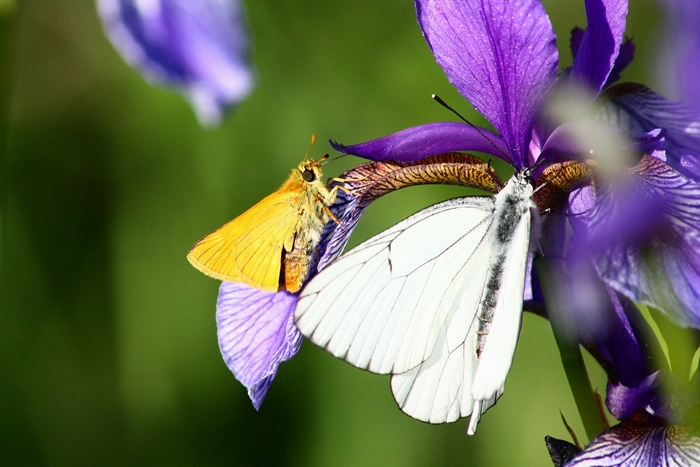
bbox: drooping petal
[570,0,629,94]
[565,414,700,466]
[319,154,501,269]
[331,123,510,164]
[216,282,302,409]
[605,372,661,421]
[597,84,700,181]
[658,0,700,112]
[579,156,700,329]
[415,0,558,167]
[98,0,255,125]
[568,279,655,388]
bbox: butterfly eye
[302,169,316,182]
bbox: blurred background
[0,0,663,465]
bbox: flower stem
[536,255,607,441]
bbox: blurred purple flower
[658,0,700,112]
[549,286,700,466]
[98,0,255,126]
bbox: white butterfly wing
[467,206,532,433]
[389,208,501,423]
[297,172,537,429]
[296,197,494,373]
[390,319,480,423]
[295,197,497,423]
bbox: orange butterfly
[187,143,343,293]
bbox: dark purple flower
[330,0,628,192]
[545,261,700,465]
[98,0,255,126]
[570,155,700,329]
[561,414,700,466]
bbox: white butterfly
[294,171,541,434]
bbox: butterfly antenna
[321,152,350,166]
[432,94,510,161]
[304,134,317,161]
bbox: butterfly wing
[188,190,301,291]
[467,205,532,433]
[295,196,497,423]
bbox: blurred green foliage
[0,0,662,465]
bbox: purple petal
[597,84,700,181]
[572,283,653,388]
[606,372,661,421]
[566,416,700,466]
[331,123,510,164]
[540,121,632,164]
[98,0,255,126]
[658,0,700,112]
[317,190,358,270]
[564,251,661,393]
[570,0,629,94]
[581,156,700,329]
[216,282,302,409]
[319,196,365,271]
[604,37,635,88]
[415,0,558,167]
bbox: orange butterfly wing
[187,190,301,291]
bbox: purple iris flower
[320,0,700,459]
[547,286,700,466]
[211,0,700,441]
[329,0,700,332]
[98,0,255,126]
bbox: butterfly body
[188,158,338,293]
[295,171,540,433]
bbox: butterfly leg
[328,178,362,197]
[323,204,342,225]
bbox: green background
[0,0,663,465]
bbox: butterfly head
[297,156,327,185]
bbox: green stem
[536,256,607,441]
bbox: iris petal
[216,283,302,409]
[565,415,700,466]
[98,0,255,125]
[579,157,700,329]
[658,0,700,112]
[331,123,510,164]
[570,0,629,94]
[415,0,558,167]
[597,85,700,181]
